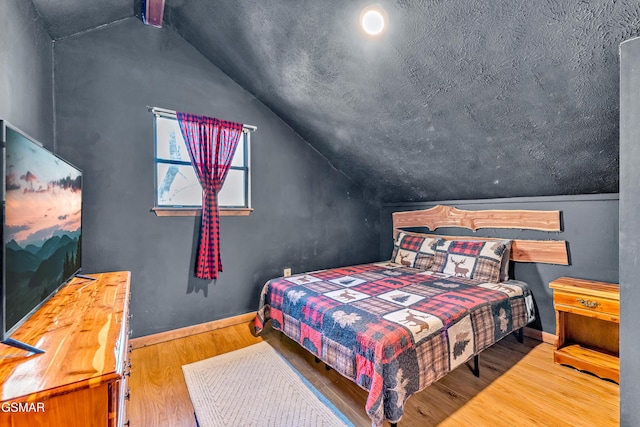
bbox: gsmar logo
[1,402,45,413]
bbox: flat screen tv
[1,120,82,353]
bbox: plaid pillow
[431,239,511,283]
[391,231,442,270]
[442,237,512,282]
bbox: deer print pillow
[430,239,511,283]
[391,231,443,270]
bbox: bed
[254,205,568,426]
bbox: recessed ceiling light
[360,5,387,37]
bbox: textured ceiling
[32,0,132,39]
[34,0,639,202]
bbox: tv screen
[1,120,82,346]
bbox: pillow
[391,231,442,270]
[452,239,512,282]
[450,237,513,282]
[431,239,512,283]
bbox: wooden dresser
[0,271,131,426]
[549,276,619,382]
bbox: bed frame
[385,205,567,426]
[265,205,569,427]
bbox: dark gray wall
[380,195,619,334]
[53,17,380,338]
[619,36,640,427]
[0,0,53,147]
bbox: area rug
[182,341,355,427]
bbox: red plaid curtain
[177,113,244,280]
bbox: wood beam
[142,0,165,28]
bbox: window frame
[150,107,255,217]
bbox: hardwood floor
[128,321,619,426]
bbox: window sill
[151,207,253,217]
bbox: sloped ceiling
[32,0,131,39]
[33,0,638,202]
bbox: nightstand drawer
[554,291,619,319]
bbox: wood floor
[128,321,619,426]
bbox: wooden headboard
[392,205,568,265]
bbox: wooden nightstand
[549,277,619,382]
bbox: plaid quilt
[254,262,535,426]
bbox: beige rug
[182,342,354,427]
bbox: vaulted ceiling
[32,0,638,202]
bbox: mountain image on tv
[4,127,82,332]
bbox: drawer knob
[577,298,600,309]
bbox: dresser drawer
[554,291,619,320]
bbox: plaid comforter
[254,262,535,426]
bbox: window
[152,109,254,216]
